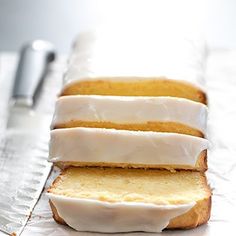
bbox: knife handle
[12,40,56,107]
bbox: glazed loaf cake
[47,23,211,232]
[48,167,211,233]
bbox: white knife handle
[13,40,56,107]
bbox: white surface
[1,0,236,52]
[48,193,195,233]
[52,95,207,134]
[1,49,236,235]
[49,127,208,167]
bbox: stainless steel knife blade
[0,40,56,236]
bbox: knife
[0,40,55,236]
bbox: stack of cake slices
[47,29,211,233]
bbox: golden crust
[196,150,208,171]
[52,150,207,172]
[167,196,211,229]
[54,121,204,138]
[167,172,211,229]
[49,200,66,224]
[61,79,207,105]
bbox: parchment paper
[1,49,236,235]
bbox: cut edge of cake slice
[47,167,211,232]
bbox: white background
[0,0,236,53]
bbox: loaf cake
[61,29,207,104]
[47,23,211,232]
[47,167,211,232]
[51,95,207,137]
[49,127,208,171]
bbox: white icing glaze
[48,193,195,233]
[51,95,207,133]
[49,127,208,166]
[63,27,206,91]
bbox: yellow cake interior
[61,79,207,104]
[48,167,210,205]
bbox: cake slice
[61,29,207,104]
[49,127,208,171]
[51,95,207,137]
[47,167,211,232]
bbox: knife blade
[0,40,55,236]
